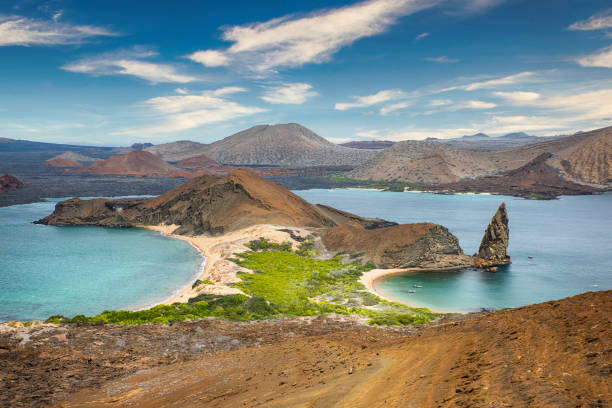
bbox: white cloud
[113,88,265,135]
[415,32,429,40]
[493,91,540,103]
[188,0,439,73]
[569,9,612,31]
[189,50,230,67]
[576,45,612,68]
[63,48,199,83]
[261,83,318,104]
[440,71,537,92]
[0,14,115,46]
[428,99,452,106]
[424,56,459,63]
[380,101,412,115]
[335,89,407,111]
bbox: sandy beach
[142,224,312,305]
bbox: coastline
[140,224,312,306]
[359,266,468,313]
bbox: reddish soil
[0,174,24,194]
[177,154,220,170]
[74,151,181,177]
[1,291,609,407]
[44,158,83,168]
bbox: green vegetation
[528,193,554,200]
[46,238,438,327]
[329,173,426,192]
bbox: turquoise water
[296,190,612,312]
[0,198,203,322]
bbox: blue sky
[1,0,611,146]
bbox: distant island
[1,124,610,207]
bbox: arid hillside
[2,290,609,407]
[351,126,612,186]
[75,151,181,177]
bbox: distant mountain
[145,141,208,162]
[339,140,395,150]
[75,151,182,177]
[200,124,379,167]
[0,139,114,155]
[349,141,506,184]
[45,158,83,168]
[438,132,556,152]
[350,126,612,188]
[176,154,220,169]
[430,153,600,198]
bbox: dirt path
[52,290,611,408]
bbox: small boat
[407,290,416,293]
[413,285,423,288]
[528,256,534,259]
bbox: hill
[431,153,601,198]
[75,151,181,177]
[351,126,612,188]
[176,154,220,169]
[44,158,83,168]
[436,132,557,152]
[37,170,391,235]
[169,124,380,166]
[145,141,208,162]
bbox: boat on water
[413,284,423,288]
[407,290,416,293]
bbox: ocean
[296,189,612,312]
[0,198,203,322]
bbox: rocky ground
[1,290,609,407]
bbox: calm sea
[1,191,610,320]
[296,189,612,312]
[0,198,203,322]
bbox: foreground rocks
[1,290,609,407]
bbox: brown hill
[322,221,470,269]
[75,151,181,177]
[44,158,83,168]
[551,127,612,184]
[351,126,612,188]
[37,170,390,236]
[431,153,601,198]
[0,174,24,193]
[176,154,220,169]
[349,141,506,183]
[7,291,609,407]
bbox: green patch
[46,242,439,327]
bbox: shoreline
[139,224,312,306]
[359,266,468,313]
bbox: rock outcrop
[0,174,24,194]
[322,221,472,269]
[473,203,511,267]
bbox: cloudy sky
[1,0,611,145]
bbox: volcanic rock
[36,170,389,235]
[322,221,471,269]
[0,174,24,194]
[473,203,510,267]
[44,158,83,168]
[75,151,181,177]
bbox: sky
[1,0,611,146]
